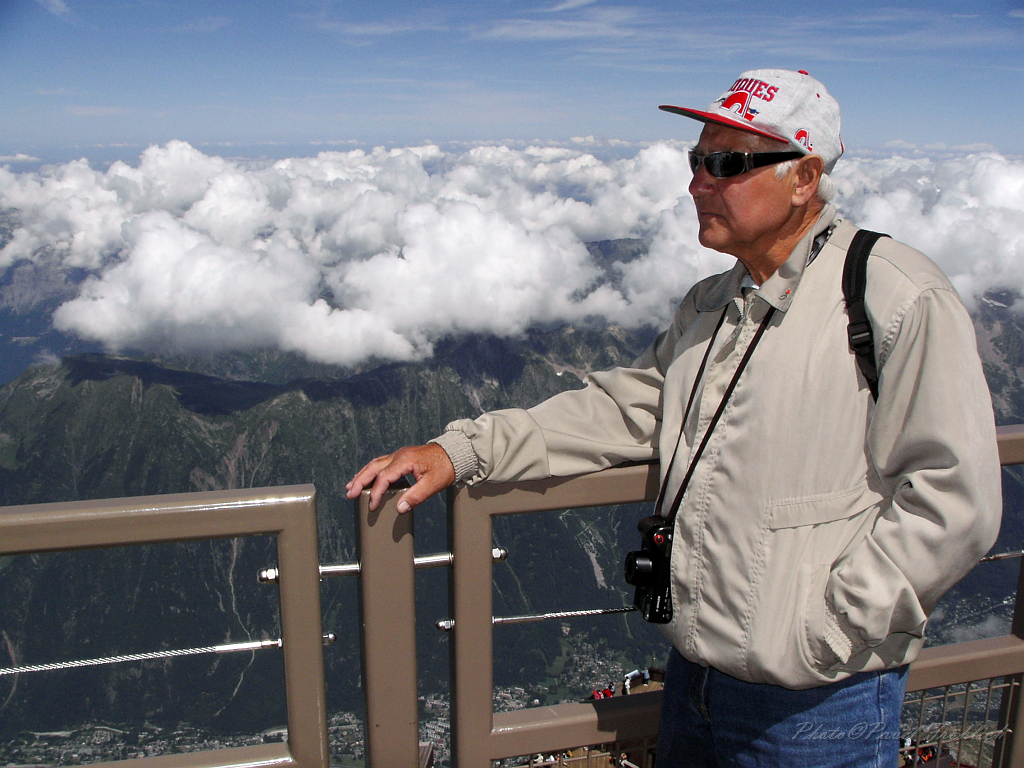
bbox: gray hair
[773,158,836,202]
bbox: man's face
[688,123,802,262]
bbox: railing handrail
[998,422,1024,465]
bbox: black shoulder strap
[842,229,889,400]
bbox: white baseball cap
[660,69,843,173]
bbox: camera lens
[624,551,654,586]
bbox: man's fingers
[346,444,456,513]
[397,469,454,513]
[345,454,397,499]
[368,458,411,510]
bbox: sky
[0,1,1023,371]
[1,0,1023,164]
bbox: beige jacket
[433,205,1002,689]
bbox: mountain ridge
[0,320,667,735]
[0,231,1022,737]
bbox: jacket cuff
[823,602,861,664]
[429,429,479,484]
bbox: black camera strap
[655,303,778,525]
[651,307,727,516]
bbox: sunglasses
[688,150,804,179]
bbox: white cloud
[831,152,1024,312]
[0,154,41,164]
[35,0,69,16]
[0,158,126,271]
[175,17,233,33]
[484,17,630,41]
[543,0,599,12]
[67,106,125,117]
[1,140,1022,367]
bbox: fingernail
[397,501,411,514]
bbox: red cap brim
[659,105,789,145]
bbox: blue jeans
[656,650,908,767]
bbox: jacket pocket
[802,563,841,672]
[747,483,885,682]
[767,481,878,531]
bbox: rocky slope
[0,323,668,734]
[0,229,1021,735]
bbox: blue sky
[1,0,1023,164]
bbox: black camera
[623,515,674,624]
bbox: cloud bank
[1,140,1022,367]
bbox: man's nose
[688,165,716,197]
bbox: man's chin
[696,228,726,251]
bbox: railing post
[357,490,420,767]
[276,489,331,768]
[993,425,1024,767]
[991,558,1024,766]
[448,485,496,768]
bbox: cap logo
[727,78,779,102]
[717,78,780,123]
[719,91,756,121]
[794,129,813,152]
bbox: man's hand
[345,443,456,513]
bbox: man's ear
[792,155,824,205]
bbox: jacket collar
[697,203,838,313]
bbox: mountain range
[0,237,1021,737]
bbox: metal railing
[0,486,328,768]
[356,423,1024,766]
[0,425,1021,768]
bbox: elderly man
[347,69,1002,766]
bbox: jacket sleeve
[824,275,1002,662]
[432,308,691,486]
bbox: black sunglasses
[688,150,804,179]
